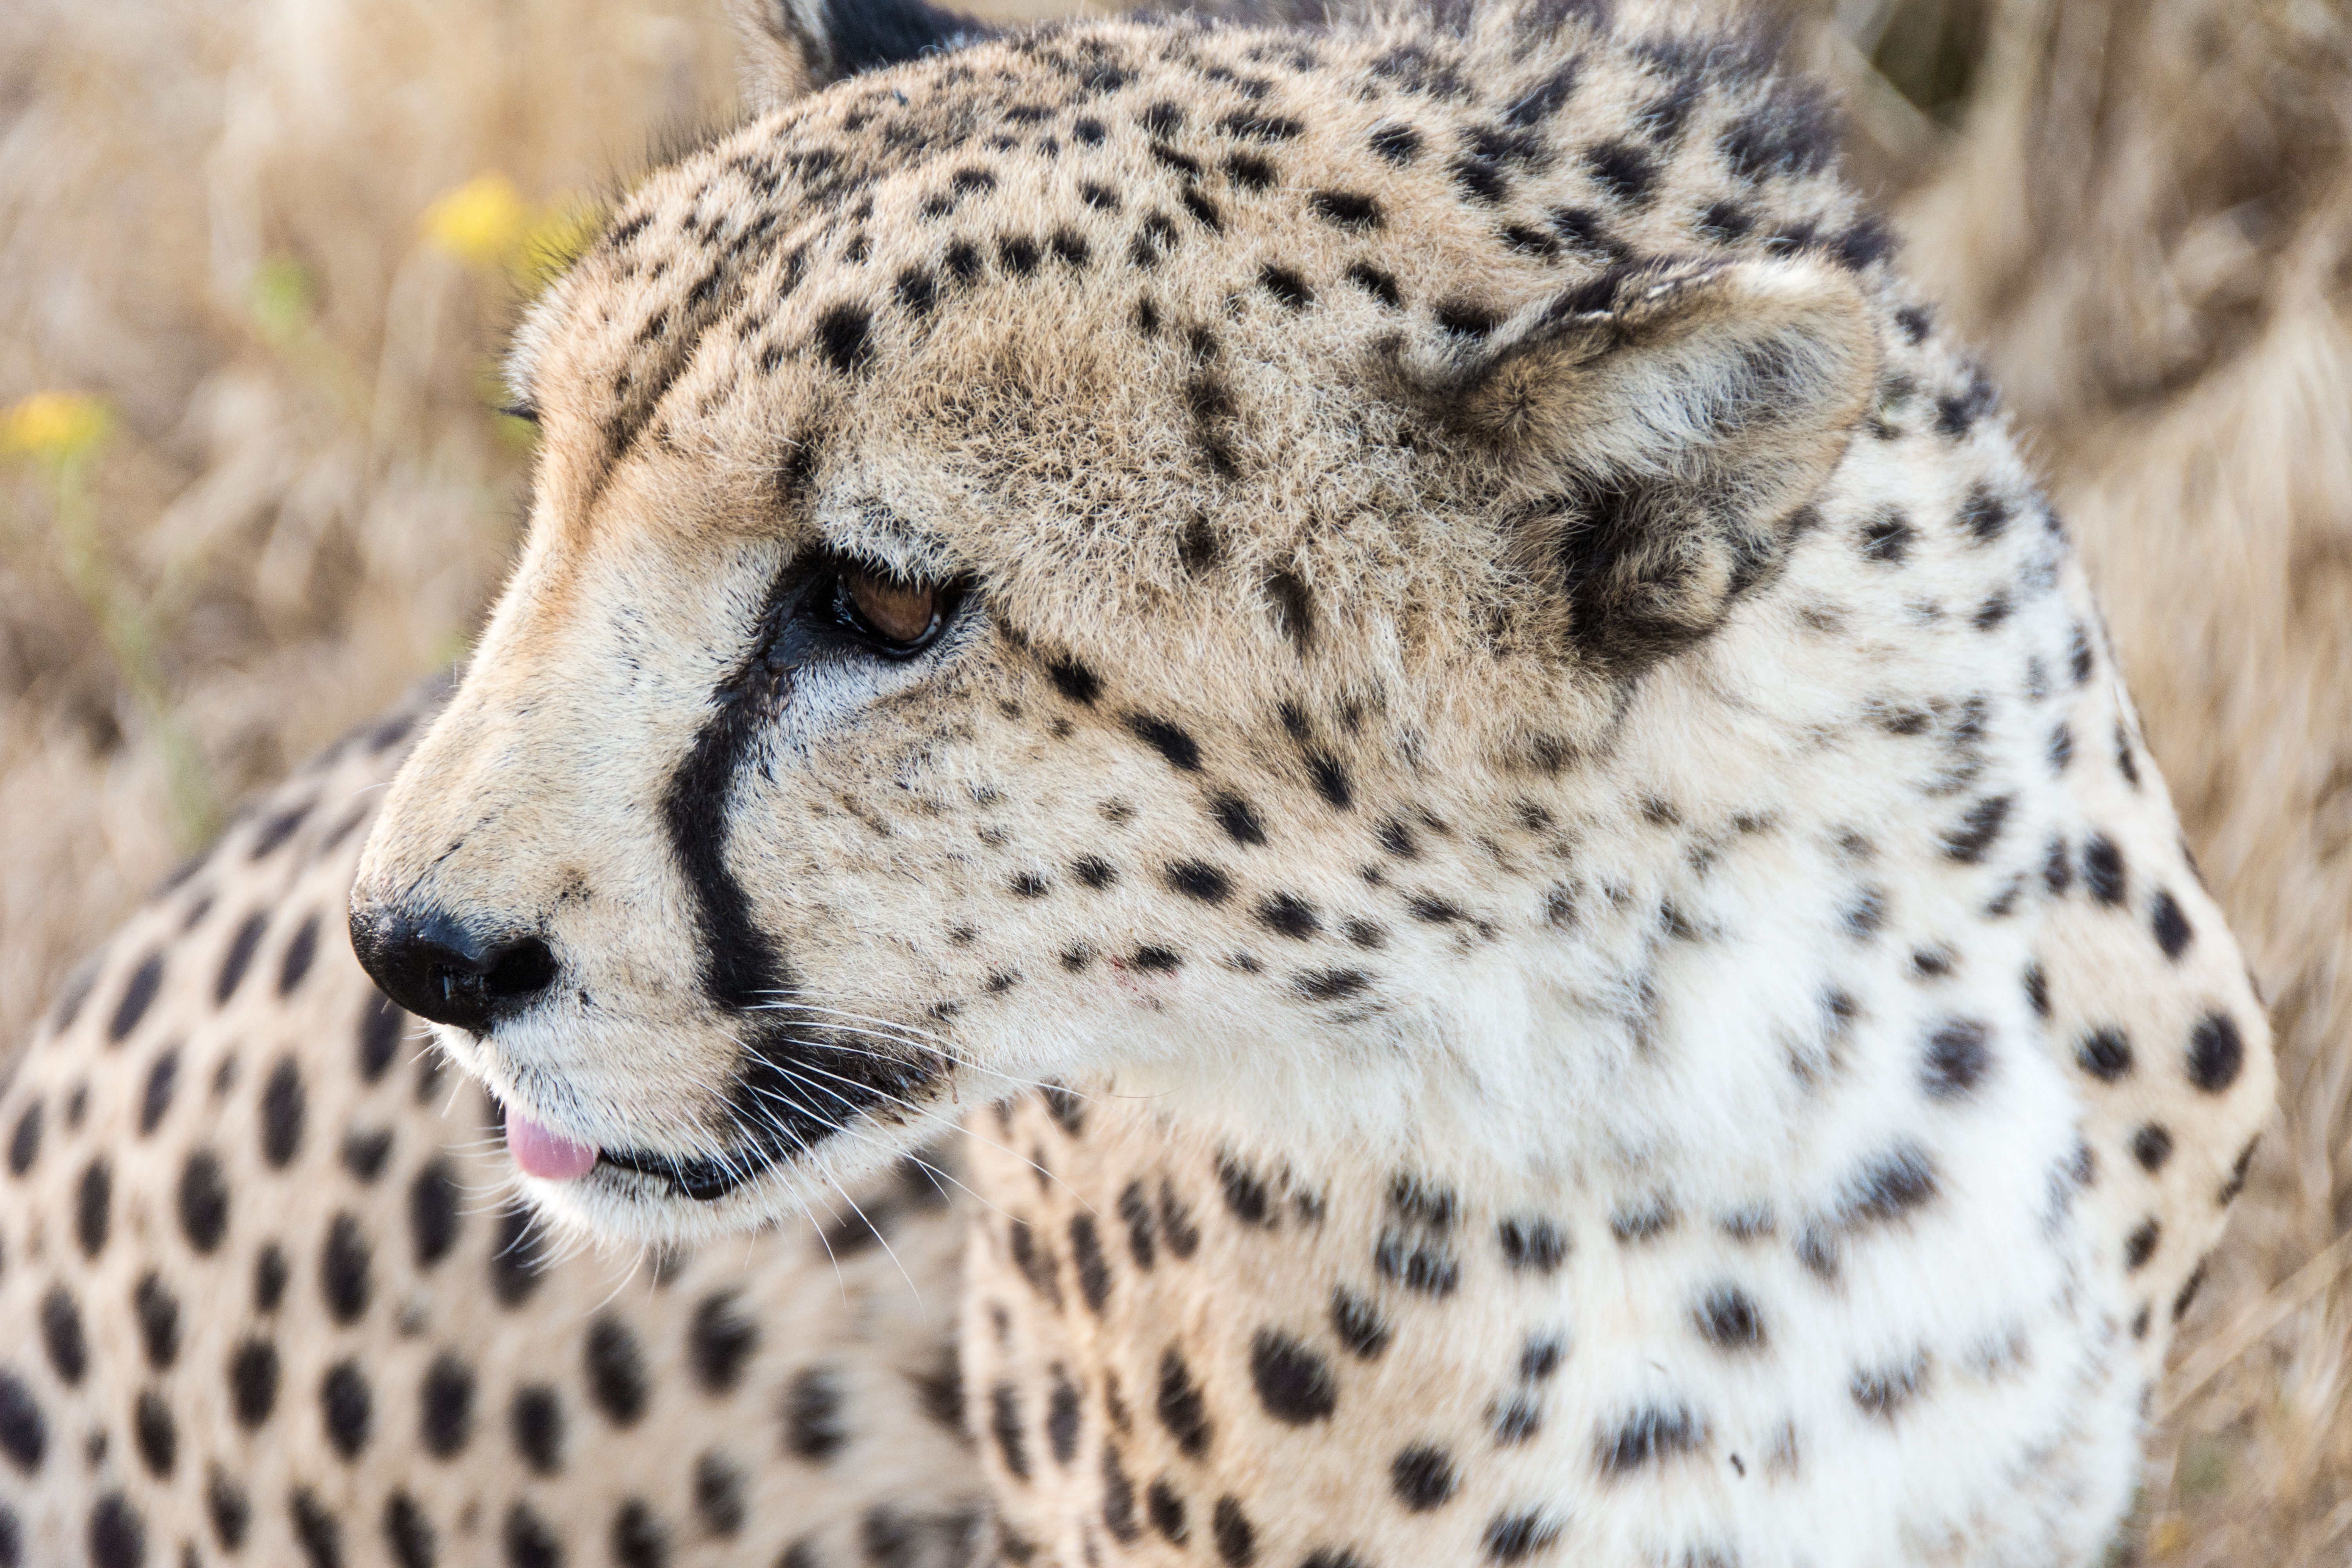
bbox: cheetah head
[350,0,1887,1244]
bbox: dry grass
[0,0,2341,1554]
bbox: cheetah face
[349,8,1882,1245]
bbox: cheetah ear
[1395,253,1881,670]
[725,0,989,111]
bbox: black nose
[349,905,560,1033]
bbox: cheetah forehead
[513,2,1873,572]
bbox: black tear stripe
[644,559,944,1202]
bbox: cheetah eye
[832,562,955,655]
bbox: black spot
[1045,1368,1082,1466]
[1960,486,2011,542]
[1181,187,1223,230]
[1210,794,1269,848]
[253,1243,288,1312]
[340,1127,393,1181]
[1217,1154,1273,1225]
[1942,796,2011,864]
[108,951,166,1042]
[1345,263,1402,308]
[1370,123,1421,162]
[7,1099,39,1176]
[1374,1230,1460,1295]
[1223,152,1275,191]
[511,1386,564,1474]
[1156,1348,1212,1457]
[1165,861,1233,904]
[217,913,267,1003]
[1934,370,1998,436]
[1127,714,1202,771]
[1599,1404,1705,1471]
[688,1291,759,1395]
[421,1354,474,1458]
[2189,1012,2245,1094]
[88,1493,145,1568]
[1133,946,1182,974]
[1896,305,1933,343]
[1407,894,1466,924]
[1070,1214,1112,1313]
[279,913,320,994]
[611,1500,668,1568]
[229,1338,279,1427]
[2083,835,2126,905]
[1922,1019,1993,1099]
[999,234,1041,275]
[1585,141,1657,202]
[1485,1512,1562,1564]
[1249,1331,1336,1424]
[322,1359,372,1459]
[40,1287,85,1385]
[1849,1145,1939,1224]
[383,1493,435,1568]
[2151,891,2193,960]
[408,1159,461,1268]
[490,1203,548,1306]
[75,1158,110,1258]
[785,1365,846,1459]
[1391,1446,1458,1510]
[945,239,984,280]
[503,1503,562,1568]
[0,1372,45,1473]
[1858,512,1913,563]
[2077,1027,2133,1082]
[134,1387,175,1478]
[815,304,874,374]
[1498,1216,1566,1273]
[208,1472,251,1552]
[261,1056,305,1167]
[1851,1354,1926,1420]
[989,1383,1030,1479]
[895,266,938,318]
[586,1316,649,1427]
[1453,156,1508,202]
[2174,1258,2212,1322]
[1047,656,1102,705]
[131,1272,180,1371]
[1268,569,1315,653]
[321,1213,372,1324]
[2122,1217,2162,1271]
[1695,1286,1764,1350]
[696,1452,746,1536]
[1211,1497,1256,1567]
[1434,301,1500,338]
[1051,227,1090,267]
[1610,1200,1675,1243]
[133,1049,181,1137]
[1147,1480,1187,1544]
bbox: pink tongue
[507,1109,599,1181]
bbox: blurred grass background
[1,0,2345,1558]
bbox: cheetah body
[2,3,2274,1566]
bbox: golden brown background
[2,0,2345,1557]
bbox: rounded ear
[726,0,990,112]
[1386,254,1882,670]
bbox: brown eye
[840,566,942,648]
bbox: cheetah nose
[349,905,560,1034]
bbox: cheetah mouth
[592,1143,772,1203]
[494,1094,774,1203]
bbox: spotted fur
[3,2,2274,1565]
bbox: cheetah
[1,1,2275,1566]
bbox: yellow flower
[423,173,532,269]
[0,391,113,464]
[424,174,602,289]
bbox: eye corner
[497,401,542,425]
